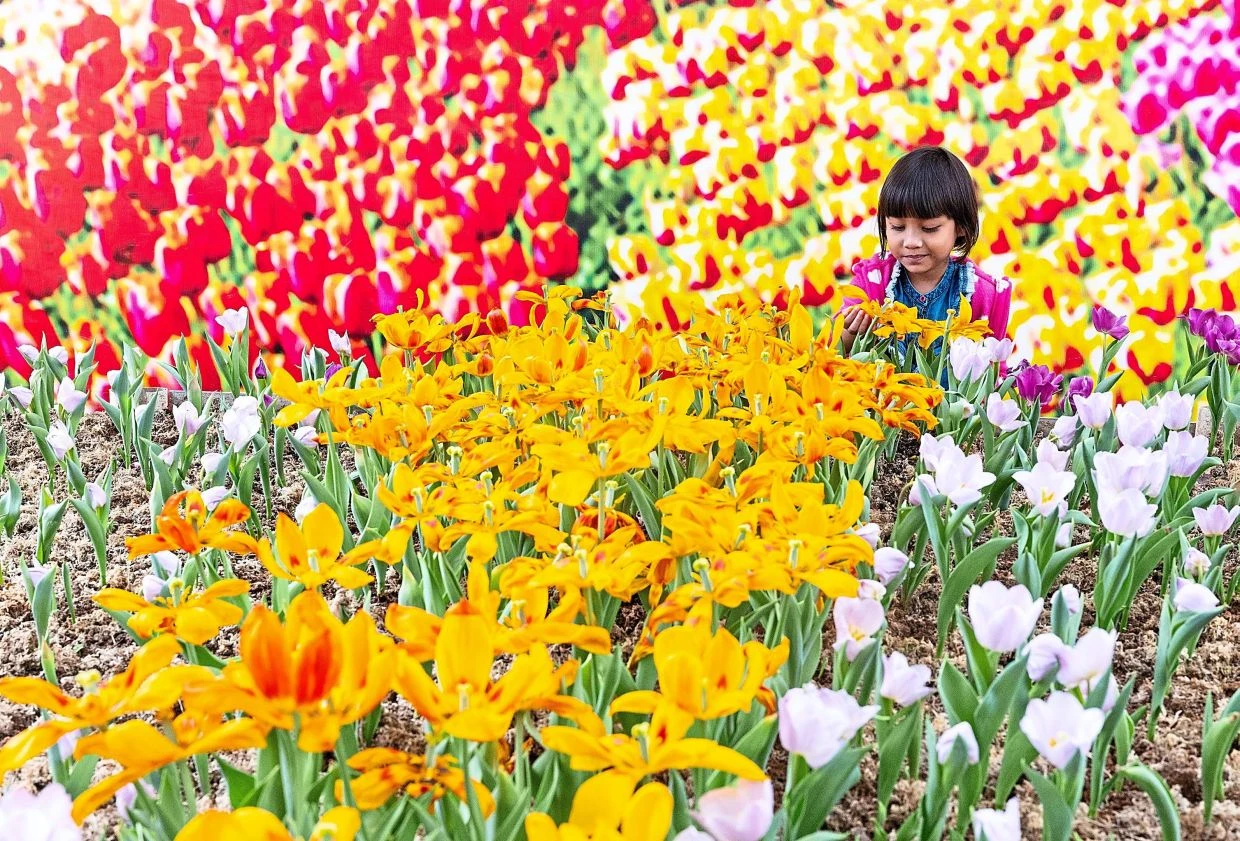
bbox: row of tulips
[0,0,667,391]
[3,287,1240,839]
[594,0,1238,399]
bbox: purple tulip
[1066,376,1094,412]
[253,356,269,379]
[1013,364,1063,405]
[1185,308,1211,336]
[325,362,344,381]
[1091,304,1130,340]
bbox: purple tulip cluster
[1013,363,1064,405]
[1185,308,1240,364]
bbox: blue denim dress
[889,259,967,386]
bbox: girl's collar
[883,255,978,302]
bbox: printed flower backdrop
[0,0,1239,397]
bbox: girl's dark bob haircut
[876,146,980,258]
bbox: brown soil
[4,405,1240,840]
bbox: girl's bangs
[879,179,951,221]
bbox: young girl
[839,146,1013,360]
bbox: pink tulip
[880,652,933,706]
[778,684,877,769]
[692,779,774,841]
[967,582,1042,653]
[1020,692,1104,769]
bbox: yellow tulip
[257,505,373,591]
[542,703,765,781]
[71,714,267,822]
[393,612,598,743]
[215,592,393,751]
[525,775,673,841]
[338,747,495,814]
[612,622,788,719]
[125,490,257,559]
[386,560,612,658]
[0,636,190,775]
[175,806,359,841]
[94,578,249,646]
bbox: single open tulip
[967,582,1043,653]
[777,684,877,769]
[1020,691,1104,769]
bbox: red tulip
[521,170,569,226]
[531,222,579,280]
[324,271,379,336]
[115,277,192,358]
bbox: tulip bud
[967,581,1042,653]
[973,797,1021,841]
[854,522,880,549]
[142,574,166,602]
[328,329,351,357]
[936,722,980,765]
[778,684,878,768]
[84,482,107,510]
[1184,547,1210,579]
[486,308,509,335]
[873,547,910,584]
[880,652,932,706]
[636,342,655,377]
[1173,577,1220,613]
[475,353,494,376]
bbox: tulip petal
[620,782,674,841]
[548,469,596,507]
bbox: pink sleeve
[972,267,1013,341]
[843,255,888,309]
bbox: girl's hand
[840,307,874,353]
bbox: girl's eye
[889,225,904,232]
[923,226,940,233]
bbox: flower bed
[3,290,1240,840]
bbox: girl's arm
[838,255,890,353]
[972,267,1013,341]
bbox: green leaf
[877,705,922,806]
[493,771,527,841]
[1202,691,1240,823]
[218,756,263,809]
[136,392,160,444]
[32,568,57,642]
[1025,765,1075,841]
[669,769,693,833]
[937,537,1015,653]
[938,661,979,725]
[1117,764,1181,841]
[618,471,663,540]
[64,754,99,799]
[890,505,926,551]
[786,746,866,837]
[973,656,1028,747]
[705,715,779,791]
[0,477,21,538]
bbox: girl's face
[885,216,958,283]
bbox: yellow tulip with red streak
[94,578,250,645]
[210,592,394,752]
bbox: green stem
[278,729,304,833]
[335,728,370,841]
